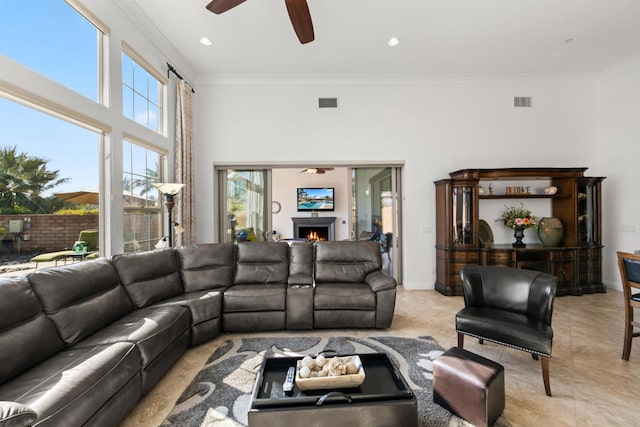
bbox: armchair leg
[457,332,464,348]
[541,357,551,397]
[478,338,484,344]
[532,353,539,360]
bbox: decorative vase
[538,217,563,246]
[513,225,526,248]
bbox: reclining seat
[313,241,397,329]
[7,262,143,426]
[172,243,236,344]
[223,241,289,332]
[96,250,192,394]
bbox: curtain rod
[167,63,195,93]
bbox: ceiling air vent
[514,96,532,108]
[319,97,338,108]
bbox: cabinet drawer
[451,251,479,263]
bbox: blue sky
[0,0,100,195]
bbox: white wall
[271,168,350,241]
[194,77,598,290]
[595,57,640,291]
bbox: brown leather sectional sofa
[0,240,396,427]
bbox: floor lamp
[153,183,185,247]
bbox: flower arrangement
[499,203,538,230]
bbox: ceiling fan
[206,0,315,44]
[300,167,334,174]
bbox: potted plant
[498,203,538,247]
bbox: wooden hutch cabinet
[435,167,605,297]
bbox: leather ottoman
[433,347,504,427]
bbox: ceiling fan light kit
[206,0,315,44]
[300,167,334,174]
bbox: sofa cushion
[177,243,235,292]
[234,242,289,284]
[28,258,134,346]
[0,342,140,427]
[223,284,287,312]
[314,241,382,283]
[73,305,191,367]
[0,276,65,385]
[112,249,183,308]
[156,290,223,325]
[456,306,553,356]
[314,283,376,310]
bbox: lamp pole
[165,193,176,247]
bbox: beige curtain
[175,79,195,246]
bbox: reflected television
[297,187,335,211]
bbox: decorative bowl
[544,186,558,195]
[295,355,365,390]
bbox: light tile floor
[122,287,640,427]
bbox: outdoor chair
[30,230,99,269]
[617,251,640,361]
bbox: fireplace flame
[306,231,326,242]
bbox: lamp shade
[153,182,185,195]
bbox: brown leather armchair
[456,265,558,396]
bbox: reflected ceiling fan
[300,167,334,174]
[206,0,315,44]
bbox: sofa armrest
[0,402,37,427]
[365,270,397,292]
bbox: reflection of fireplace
[292,217,336,241]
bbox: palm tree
[0,146,68,213]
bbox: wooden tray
[295,355,365,390]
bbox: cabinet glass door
[577,182,597,244]
[452,186,474,245]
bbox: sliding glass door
[352,167,402,281]
[218,169,270,243]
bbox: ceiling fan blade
[206,0,247,14]
[284,0,314,44]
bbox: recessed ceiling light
[200,37,213,46]
[387,37,400,47]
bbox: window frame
[121,42,167,135]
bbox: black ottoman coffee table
[248,352,417,427]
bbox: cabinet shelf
[479,194,571,200]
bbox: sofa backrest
[0,276,66,385]
[112,248,183,308]
[234,241,289,284]
[177,243,235,292]
[314,241,382,283]
[288,242,314,285]
[29,258,133,346]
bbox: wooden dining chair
[617,251,640,361]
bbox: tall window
[123,140,164,252]
[0,0,103,101]
[122,50,163,133]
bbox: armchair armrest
[0,402,37,427]
[365,270,397,292]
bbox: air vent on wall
[514,96,532,108]
[319,97,338,108]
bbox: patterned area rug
[161,336,508,427]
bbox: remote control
[283,366,295,394]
